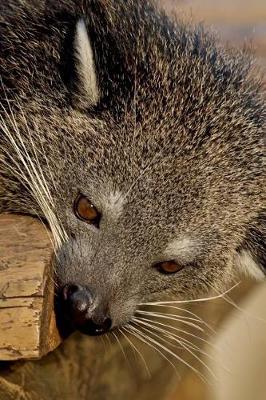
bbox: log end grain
[0,214,62,360]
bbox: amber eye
[156,260,184,274]
[74,194,101,226]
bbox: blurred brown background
[158,1,266,400]
[162,0,266,74]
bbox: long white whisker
[112,331,130,367]
[1,93,63,244]
[119,328,151,377]
[105,333,113,350]
[123,325,180,378]
[140,282,241,306]
[133,318,217,381]
[20,110,54,205]
[139,304,216,334]
[1,102,67,249]
[136,310,205,332]
[129,322,208,383]
[135,315,221,352]
[133,317,217,362]
[1,115,61,245]
[208,283,266,325]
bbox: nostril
[59,285,112,336]
[61,284,93,324]
[62,284,80,301]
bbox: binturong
[0,0,265,337]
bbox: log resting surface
[0,214,61,360]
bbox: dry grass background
[157,1,266,399]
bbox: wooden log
[0,214,61,360]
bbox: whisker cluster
[0,88,67,253]
[119,283,239,382]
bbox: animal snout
[61,284,112,336]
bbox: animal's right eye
[155,260,184,275]
[73,194,101,227]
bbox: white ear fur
[74,18,100,107]
[235,249,264,280]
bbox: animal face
[1,1,265,336]
[50,103,260,335]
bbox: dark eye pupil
[74,194,101,227]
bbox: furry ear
[235,249,265,280]
[235,214,266,280]
[74,18,100,108]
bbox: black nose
[61,284,112,336]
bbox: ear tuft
[235,249,265,280]
[74,18,100,108]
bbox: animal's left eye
[155,260,184,274]
[73,194,101,227]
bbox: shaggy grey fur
[0,0,265,329]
